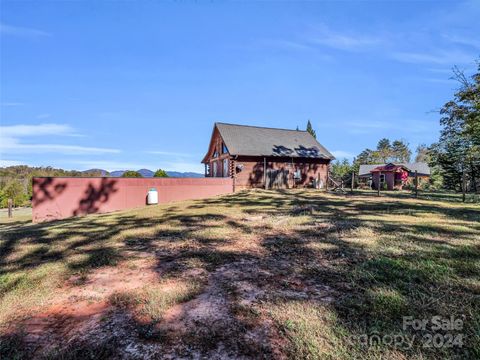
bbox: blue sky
[1,0,479,173]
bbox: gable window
[213,150,219,158]
[222,143,228,154]
[213,161,218,177]
[223,159,229,177]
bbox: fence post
[415,170,418,198]
[7,199,13,218]
[377,172,381,196]
[351,172,354,194]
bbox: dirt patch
[150,259,335,359]
[3,258,160,357]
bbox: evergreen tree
[430,63,480,192]
[331,158,352,181]
[121,170,143,178]
[391,140,411,162]
[153,169,169,177]
[376,138,392,162]
[306,120,316,138]
[415,144,430,163]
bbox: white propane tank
[147,188,158,205]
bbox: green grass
[0,189,479,359]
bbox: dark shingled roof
[213,122,335,159]
[359,162,431,176]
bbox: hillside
[95,169,203,178]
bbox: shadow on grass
[1,189,479,358]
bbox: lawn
[0,190,479,359]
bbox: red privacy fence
[32,177,234,222]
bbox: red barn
[201,122,335,190]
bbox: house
[201,122,335,189]
[358,162,431,190]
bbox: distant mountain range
[83,168,204,178]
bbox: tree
[0,179,26,207]
[153,169,169,177]
[331,158,352,181]
[376,138,392,163]
[306,120,316,139]
[415,144,430,163]
[391,140,411,163]
[121,170,143,178]
[430,63,480,192]
[352,148,381,174]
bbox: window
[223,159,229,177]
[379,174,386,183]
[222,143,228,154]
[213,150,218,158]
[213,161,218,177]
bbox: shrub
[153,169,169,177]
[121,170,142,178]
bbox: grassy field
[0,189,479,359]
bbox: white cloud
[309,25,382,51]
[0,123,120,156]
[1,141,120,155]
[0,23,50,37]
[442,34,480,49]
[1,123,75,137]
[0,159,24,167]
[331,150,354,159]
[391,49,475,65]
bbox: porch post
[351,171,354,194]
[415,170,418,198]
[232,159,236,193]
[377,172,381,196]
[291,157,294,189]
[264,157,267,189]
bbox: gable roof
[370,163,411,173]
[203,122,334,162]
[359,162,431,176]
